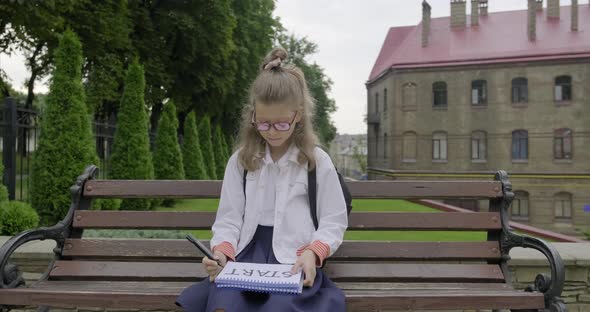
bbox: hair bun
[262,47,288,71]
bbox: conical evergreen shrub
[31,30,100,225]
[198,116,216,180]
[213,124,229,179]
[182,112,208,180]
[153,101,184,206]
[109,59,154,210]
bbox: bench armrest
[0,223,66,288]
[0,165,98,289]
[495,170,567,312]
[502,231,567,312]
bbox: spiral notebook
[215,262,304,295]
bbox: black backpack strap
[243,169,247,198]
[308,168,318,230]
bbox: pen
[185,234,224,267]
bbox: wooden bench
[0,165,567,311]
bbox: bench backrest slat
[72,211,502,231]
[83,180,503,199]
[49,260,504,283]
[53,171,513,286]
[62,239,502,261]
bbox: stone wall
[508,243,590,312]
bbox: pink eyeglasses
[251,111,298,132]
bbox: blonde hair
[236,47,319,171]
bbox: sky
[1,0,588,135]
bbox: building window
[375,92,379,113]
[402,83,417,109]
[554,128,573,160]
[511,77,528,103]
[471,80,487,105]
[433,81,447,107]
[383,88,387,112]
[432,131,447,160]
[554,192,572,220]
[554,75,572,102]
[512,130,528,160]
[402,132,417,161]
[511,191,529,219]
[471,131,487,160]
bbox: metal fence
[94,115,117,179]
[0,97,39,202]
[1,97,131,201]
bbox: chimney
[479,0,488,16]
[536,0,543,11]
[422,1,432,47]
[451,0,467,28]
[471,0,479,26]
[571,0,578,31]
[528,0,536,41]
[547,0,560,19]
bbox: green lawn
[155,199,488,241]
[157,198,438,212]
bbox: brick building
[366,0,589,236]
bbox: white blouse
[210,143,348,264]
[258,144,283,226]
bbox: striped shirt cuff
[212,241,236,262]
[296,240,331,267]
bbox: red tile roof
[369,5,590,83]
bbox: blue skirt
[175,225,346,312]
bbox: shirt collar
[263,142,300,166]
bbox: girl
[176,47,348,312]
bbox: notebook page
[215,262,303,294]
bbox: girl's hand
[202,250,228,282]
[290,249,317,287]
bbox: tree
[0,0,132,114]
[352,141,368,176]
[76,0,132,119]
[128,0,237,132]
[0,160,8,204]
[277,34,337,147]
[153,101,185,206]
[219,0,278,135]
[220,125,231,161]
[109,59,154,211]
[30,30,99,225]
[198,115,217,180]
[2,0,280,136]
[182,112,208,180]
[225,132,234,157]
[0,0,63,109]
[1,0,282,140]
[213,124,228,179]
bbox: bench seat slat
[344,290,544,310]
[83,180,503,199]
[48,260,505,283]
[0,280,543,310]
[73,211,502,230]
[63,239,502,261]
